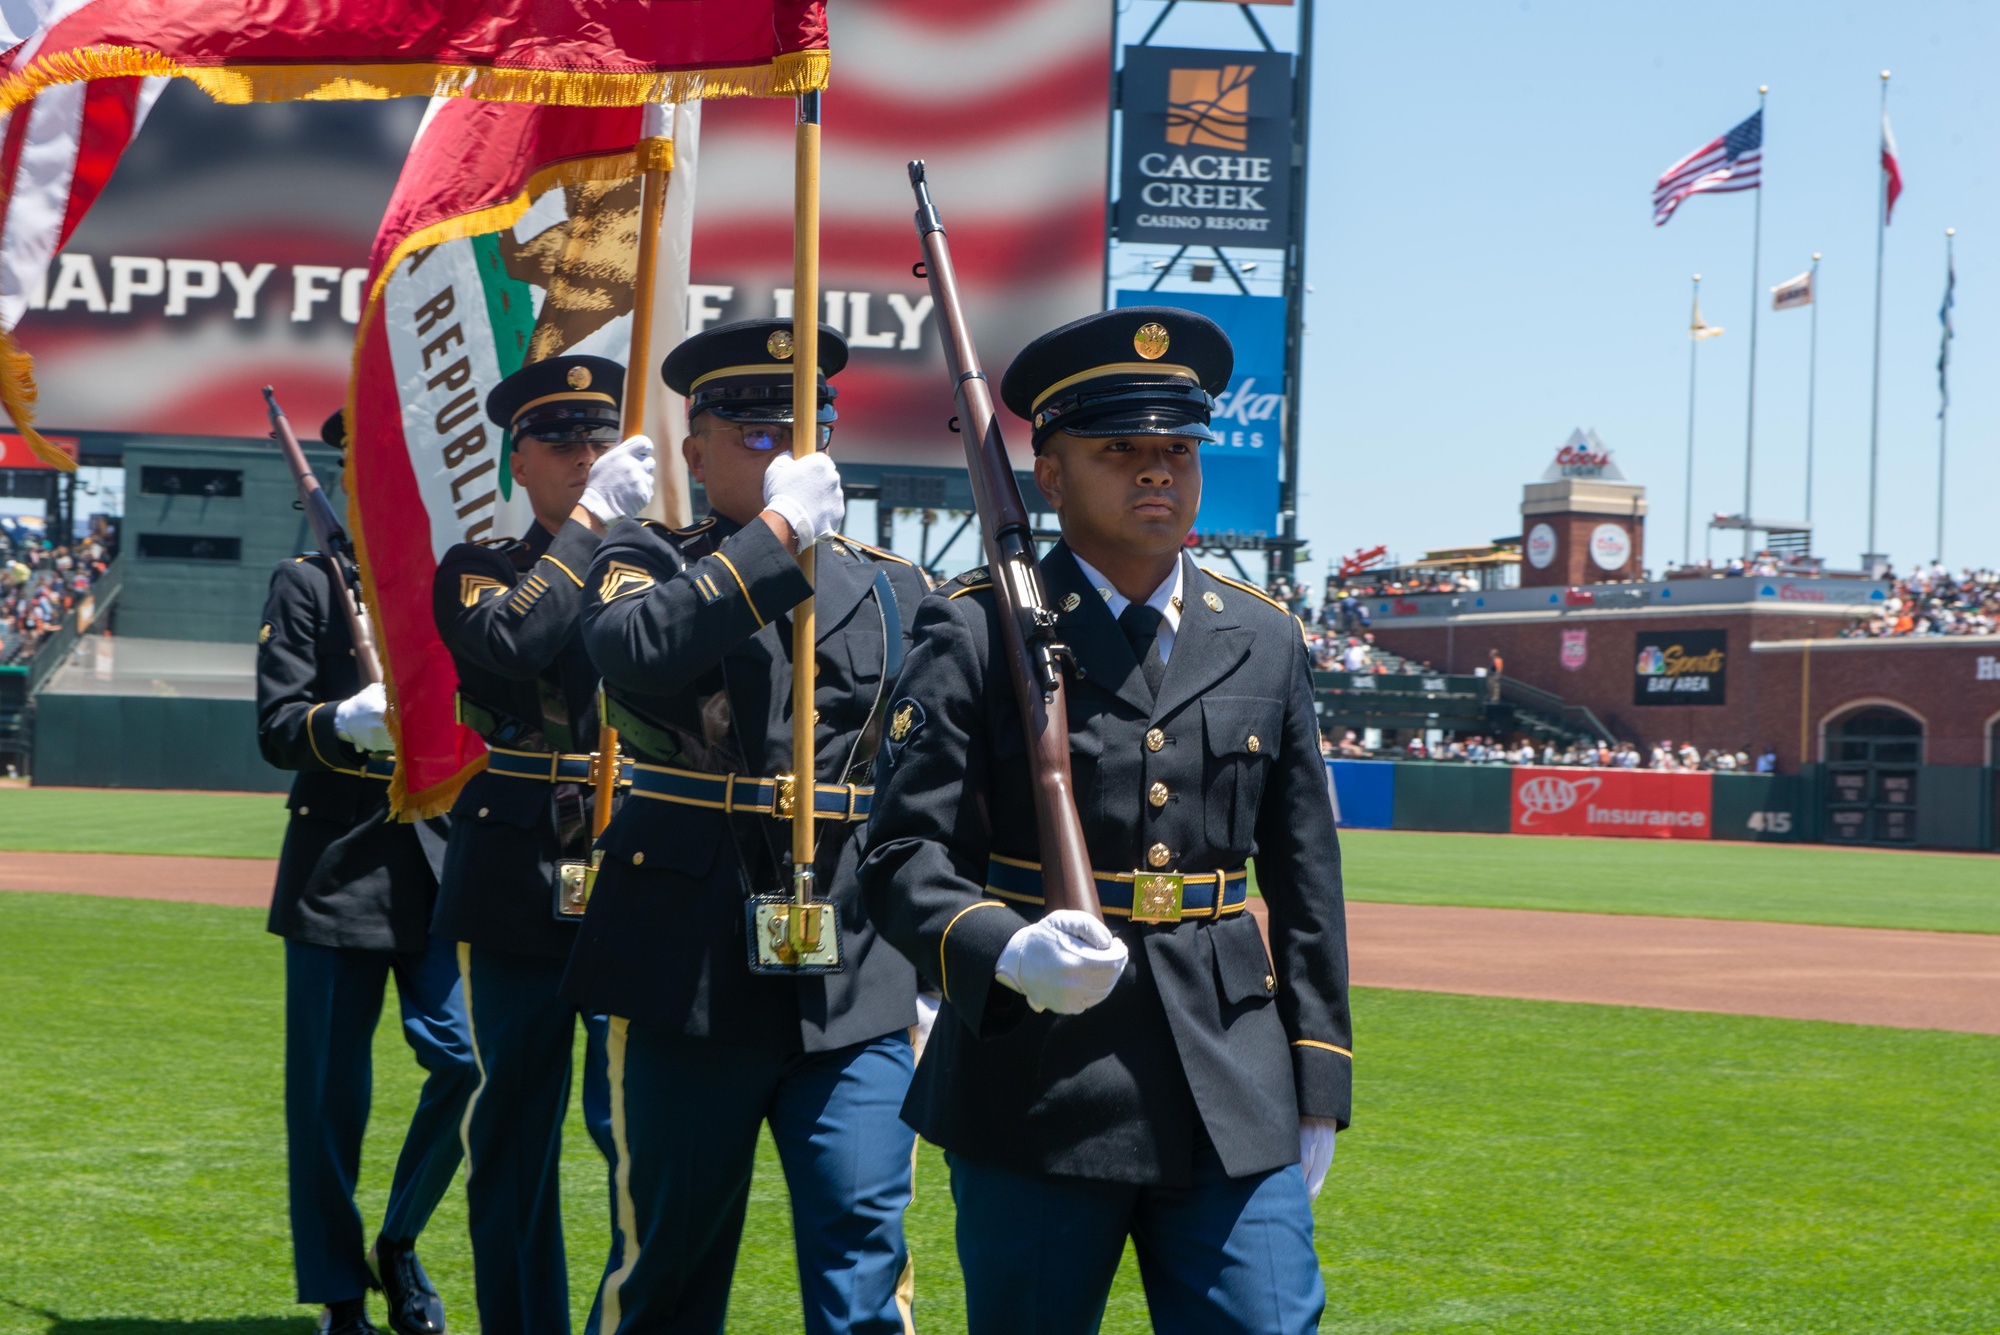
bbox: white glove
[1299,1116,1338,1201]
[911,992,940,1063]
[994,909,1129,1014]
[761,451,845,548]
[579,434,656,523]
[333,682,394,754]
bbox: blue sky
[1131,0,1996,579]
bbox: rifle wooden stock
[907,161,1098,921]
[264,389,382,686]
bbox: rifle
[264,388,383,686]
[907,161,1098,921]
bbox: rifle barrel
[907,163,1097,920]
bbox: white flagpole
[1865,71,1890,574]
[1804,252,1819,530]
[1739,85,1767,562]
[1936,227,1953,563]
[1684,273,1701,565]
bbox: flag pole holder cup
[746,776,843,974]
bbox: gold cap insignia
[1133,322,1171,360]
[890,702,917,742]
[1203,591,1224,612]
[567,365,592,390]
[1060,592,1082,613]
[598,561,656,603]
[767,329,795,360]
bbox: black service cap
[661,318,845,426]
[485,355,626,441]
[1000,306,1232,451]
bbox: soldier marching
[281,294,1346,1335]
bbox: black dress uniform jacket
[860,544,1352,1187]
[562,513,928,1053]
[258,555,446,954]
[431,518,604,959]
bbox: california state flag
[348,99,699,816]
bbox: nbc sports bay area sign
[1114,46,1295,247]
[1633,629,1727,706]
[1510,769,1712,839]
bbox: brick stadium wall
[1373,610,2000,771]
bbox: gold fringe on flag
[0,333,70,470]
[0,46,828,118]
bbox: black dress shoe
[371,1238,446,1335]
[318,1300,381,1335]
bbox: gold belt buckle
[772,773,797,819]
[1130,872,1184,923]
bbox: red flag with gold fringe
[0,0,825,467]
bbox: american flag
[1652,109,1762,227]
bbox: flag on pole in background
[348,98,695,815]
[1653,109,1763,226]
[0,0,827,469]
[1881,110,1904,223]
[1691,297,1723,340]
[1937,248,1954,417]
[1770,269,1813,311]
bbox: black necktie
[1119,602,1167,696]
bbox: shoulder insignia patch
[258,623,272,645]
[1202,568,1291,618]
[598,561,656,603]
[460,574,507,608]
[882,698,926,772]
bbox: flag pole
[1684,273,1702,565]
[1936,226,1953,563]
[593,115,673,837]
[1804,251,1820,532]
[1739,85,1767,561]
[789,89,822,924]
[1865,70,1890,574]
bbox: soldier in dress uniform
[561,318,929,1334]
[258,409,476,1335]
[860,308,1352,1334]
[429,357,655,1335]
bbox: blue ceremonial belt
[984,855,1250,923]
[628,762,873,823]
[486,746,632,785]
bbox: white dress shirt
[1072,552,1185,664]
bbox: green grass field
[3,892,1996,1334]
[4,786,1996,935]
[0,787,286,859]
[1335,828,2000,934]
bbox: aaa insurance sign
[1634,629,1727,706]
[1115,47,1294,247]
[1510,769,1712,840]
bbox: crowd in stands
[1325,729,1779,773]
[1,524,115,666]
[1843,563,1999,638]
